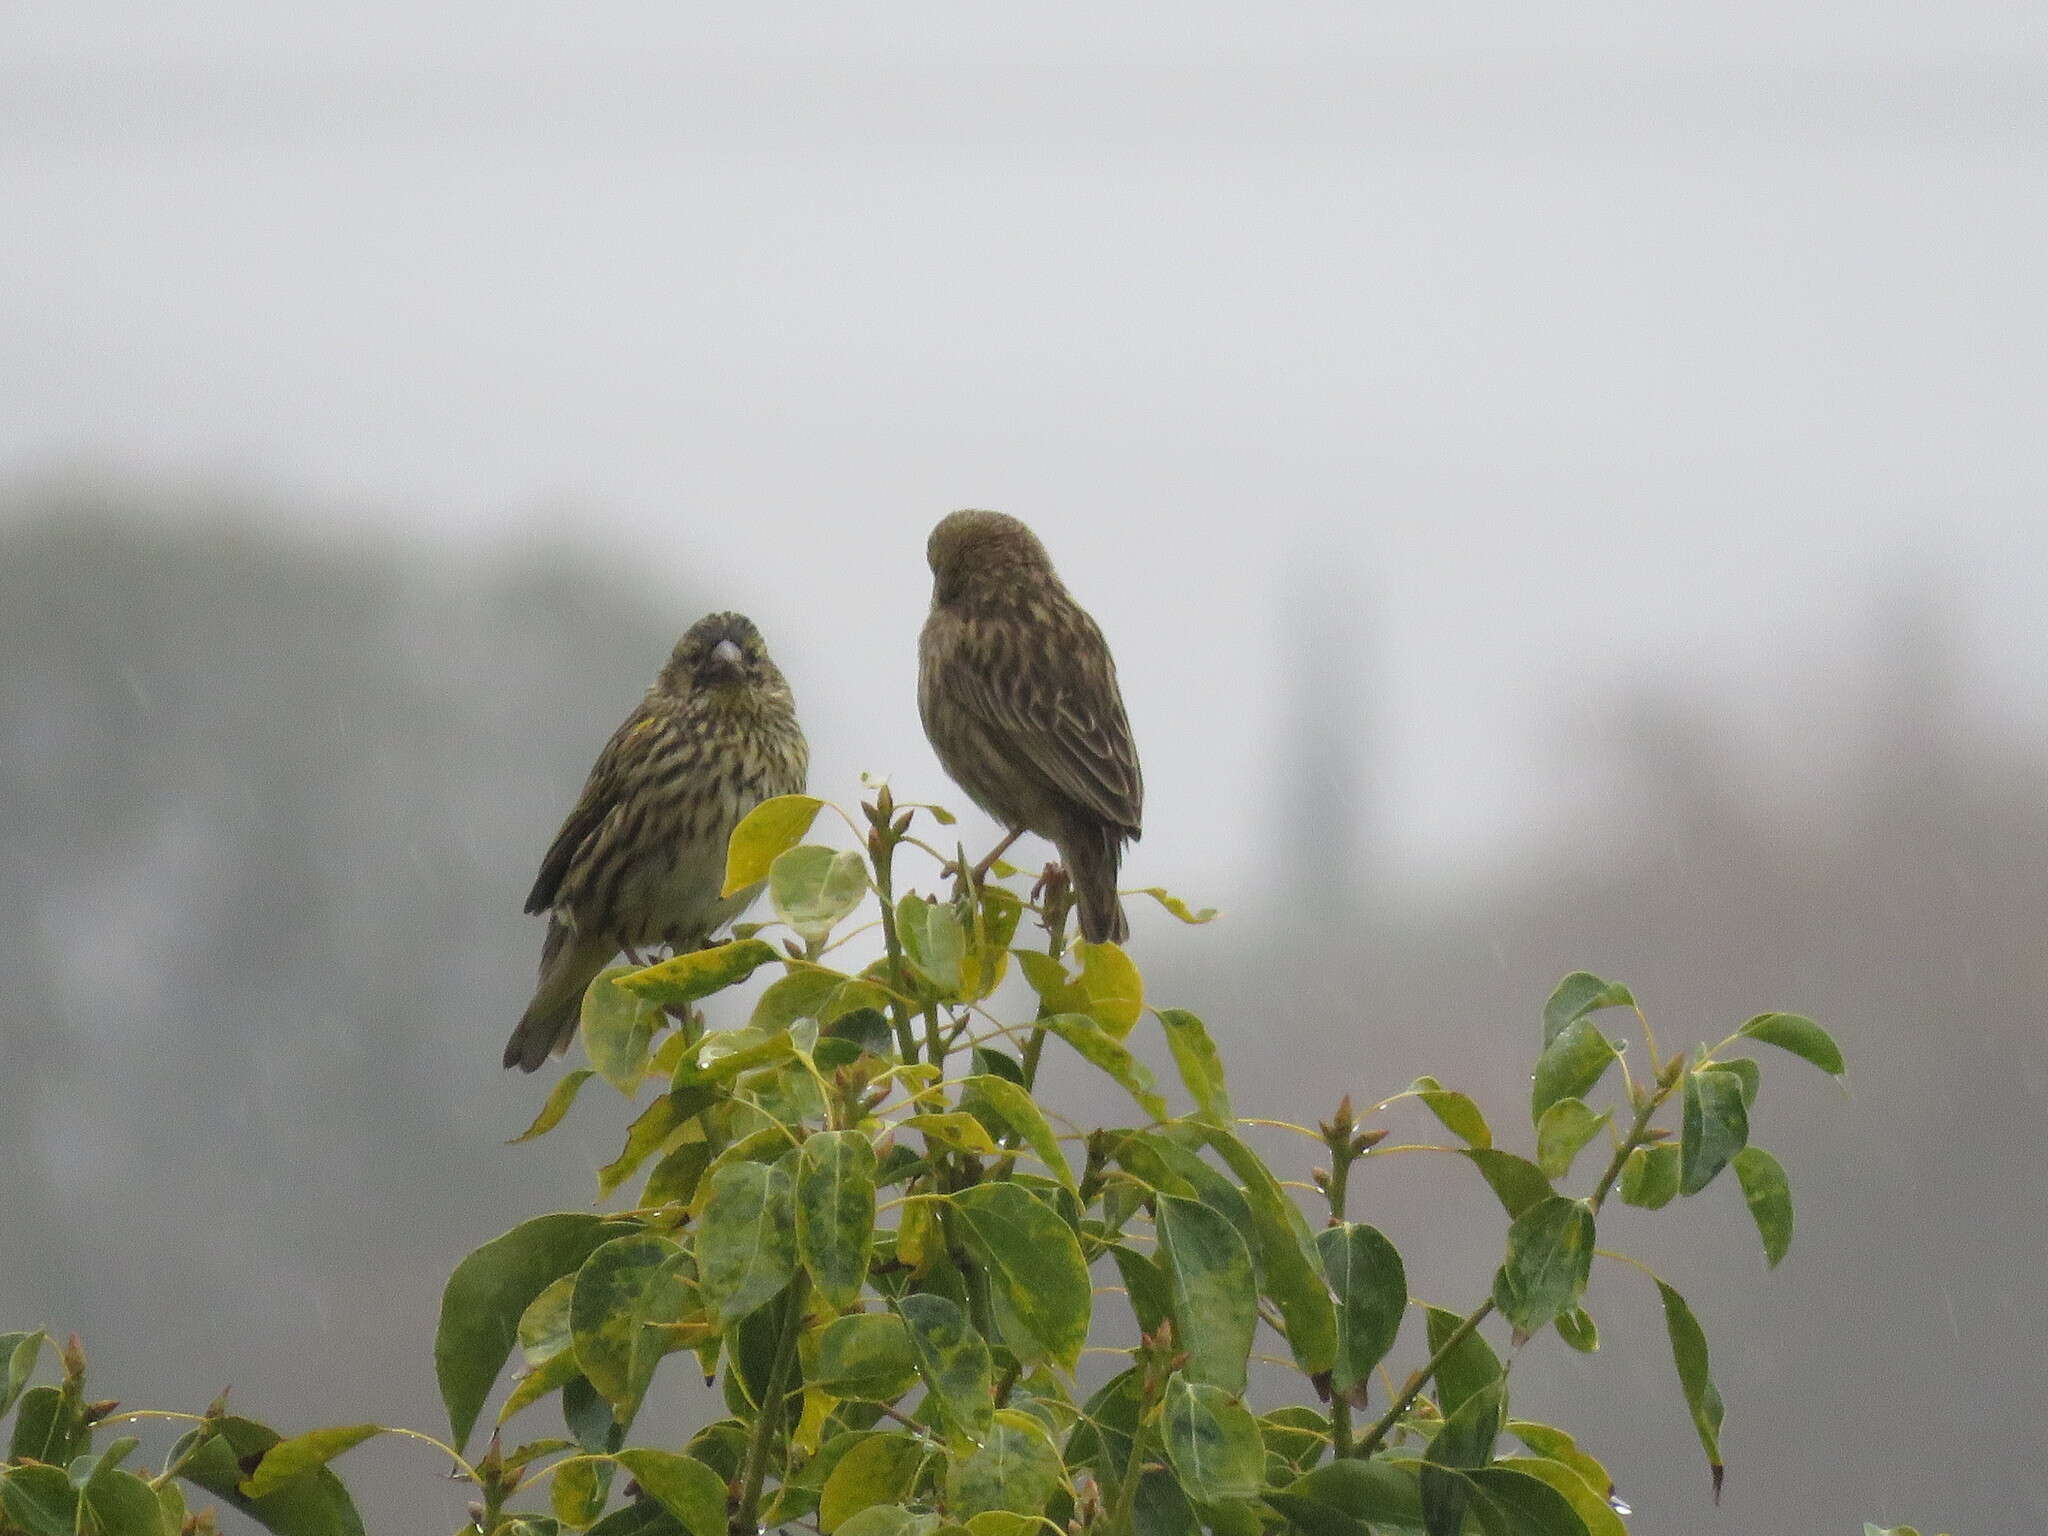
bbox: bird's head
[663,611,783,695]
[926,509,1055,605]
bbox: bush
[0,786,1854,1536]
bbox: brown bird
[504,612,808,1071]
[918,509,1143,944]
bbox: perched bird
[504,612,808,1071]
[918,509,1143,943]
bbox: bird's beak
[709,638,745,678]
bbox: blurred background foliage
[0,473,2030,1532]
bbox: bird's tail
[1061,821,1130,946]
[503,920,616,1072]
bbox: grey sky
[5,2,2045,902]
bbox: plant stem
[733,1273,810,1535]
[869,833,920,1065]
[1589,1056,1685,1213]
[1353,1299,1495,1458]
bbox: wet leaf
[804,1314,919,1402]
[1542,972,1635,1047]
[1037,1013,1168,1121]
[1420,1379,1504,1536]
[582,968,666,1093]
[607,1451,726,1536]
[819,1434,928,1533]
[896,895,965,995]
[1462,1149,1556,1220]
[0,1331,43,1419]
[239,1424,384,1499]
[1197,1126,1337,1376]
[1424,1305,1502,1417]
[180,1414,367,1536]
[957,1075,1074,1191]
[0,1465,78,1536]
[901,1112,1002,1158]
[1075,942,1144,1038]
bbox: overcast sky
[6,2,2045,906]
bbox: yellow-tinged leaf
[725,794,827,896]
[1134,887,1217,923]
[1075,942,1143,1038]
[901,1112,1001,1157]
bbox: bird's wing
[938,605,1144,835]
[524,703,657,915]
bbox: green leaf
[1315,1223,1406,1404]
[581,968,666,1093]
[1617,1143,1679,1209]
[0,1331,43,1419]
[1732,1146,1794,1268]
[1462,1464,1597,1536]
[896,895,966,995]
[180,1415,367,1536]
[1494,1456,1622,1533]
[834,1508,941,1536]
[643,1139,713,1210]
[960,886,1025,1001]
[1133,887,1217,924]
[901,1112,1002,1157]
[1420,1379,1504,1536]
[1160,1375,1264,1504]
[1461,1149,1556,1220]
[772,845,870,947]
[1268,1458,1424,1536]
[597,1089,711,1200]
[240,1424,384,1498]
[510,1069,599,1144]
[949,1183,1092,1371]
[805,1314,919,1402]
[77,1458,163,1536]
[1530,1020,1616,1123]
[897,1293,993,1445]
[944,1410,1064,1518]
[1424,1306,1502,1417]
[1157,1010,1234,1126]
[618,939,781,1007]
[1491,1198,1595,1341]
[725,793,826,896]
[1198,1127,1338,1377]
[1717,1055,1761,1110]
[1736,1012,1844,1076]
[1656,1279,1725,1500]
[672,1027,797,1091]
[1679,1067,1749,1196]
[697,1160,798,1328]
[1542,972,1635,1047]
[7,1385,83,1466]
[1075,942,1144,1038]
[1037,1013,1168,1121]
[1409,1077,1490,1149]
[0,1465,77,1536]
[1156,1194,1258,1394]
[820,1433,928,1532]
[498,1349,584,1423]
[572,1234,691,1416]
[956,1075,1074,1191]
[436,1213,627,1450]
[1554,1305,1600,1353]
[1534,1099,1610,1181]
[609,1450,728,1536]
[1109,1244,1171,1337]
[1507,1420,1613,1504]
[797,1131,879,1308]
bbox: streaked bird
[503,612,808,1071]
[918,509,1143,943]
